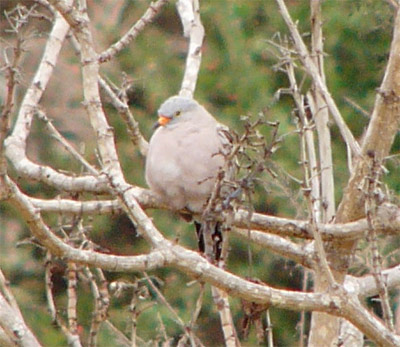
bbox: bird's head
[154,96,199,129]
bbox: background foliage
[1,0,399,345]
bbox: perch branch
[30,195,400,240]
[4,172,400,346]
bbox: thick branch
[177,0,204,98]
[4,175,400,346]
[0,293,42,347]
[336,8,400,223]
[347,264,400,299]
[0,270,41,347]
[30,195,400,240]
[3,0,105,192]
[5,176,165,271]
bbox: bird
[145,95,233,259]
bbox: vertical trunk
[308,1,338,345]
[309,7,400,347]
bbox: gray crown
[158,96,199,118]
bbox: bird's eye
[175,111,181,117]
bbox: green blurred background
[1,0,399,345]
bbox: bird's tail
[194,221,223,261]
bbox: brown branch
[314,9,400,344]
[44,252,80,344]
[4,0,70,147]
[0,28,22,156]
[282,45,321,222]
[103,320,130,347]
[44,253,57,322]
[211,286,240,346]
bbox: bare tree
[1,0,400,346]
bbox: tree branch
[4,171,400,345]
[30,194,400,240]
[3,0,107,193]
[177,0,204,98]
[0,270,41,347]
[98,0,168,63]
[275,0,361,158]
[233,228,315,268]
[336,8,400,223]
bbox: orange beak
[153,115,171,129]
[158,115,171,126]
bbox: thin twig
[298,270,309,347]
[44,252,81,345]
[211,286,240,347]
[68,27,149,157]
[298,111,336,285]
[266,310,274,347]
[365,152,394,331]
[99,77,149,156]
[142,272,188,332]
[0,269,41,347]
[85,267,110,347]
[343,96,370,119]
[98,0,168,63]
[275,0,361,158]
[44,252,57,322]
[157,312,170,345]
[177,283,206,347]
[283,49,321,223]
[130,288,139,347]
[36,109,99,175]
[103,320,131,347]
[0,26,23,155]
